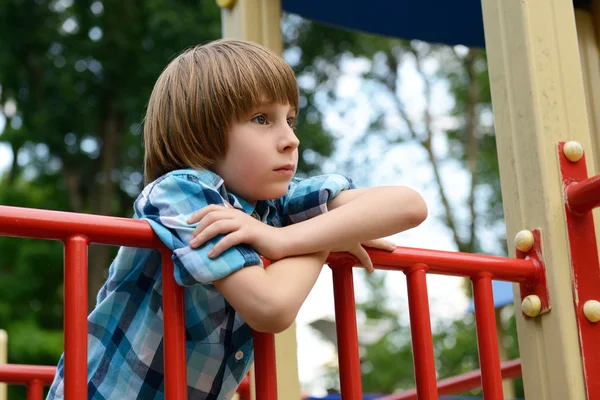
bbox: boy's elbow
[400,188,428,228]
[412,196,428,226]
[245,302,297,334]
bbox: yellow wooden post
[481,0,592,398]
[575,7,600,173]
[0,329,6,400]
[218,1,302,399]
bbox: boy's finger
[186,204,228,224]
[190,220,239,248]
[190,211,235,241]
[208,231,245,258]
[352,246,374,273]
[362,239,396,252]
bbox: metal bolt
[522,295,542,317]
[583,300,600,323]
[216,0,236,8]
[564,141,584,162]
[515,230,534,252]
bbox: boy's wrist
[279,223,320,258]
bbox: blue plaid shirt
[47,168,354,400]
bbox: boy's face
[213,100,299,203]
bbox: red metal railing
[0,204,546,400]
[325,249,540,400]
[0,364,55,400]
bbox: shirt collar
[166,168,277,218]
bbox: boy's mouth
[273,164,295,176]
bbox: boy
[47,39,427,399]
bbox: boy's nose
[278,127,300,152]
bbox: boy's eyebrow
[251,102,297,114]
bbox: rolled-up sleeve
[279,174,356,225]
[138,174,262,286]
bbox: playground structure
[1,0,600,399]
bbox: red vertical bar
[253,331,278,399]
[332,264,362,400]
[63,235,89,400]
[27,379,43,400]
[161,249,187,399]
[405,265,438,400]
[237,375,251,400]
[472,274,503,399]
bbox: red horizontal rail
[1,205,540,283]
[328,247,538,282]
[565,174,600,214]
[0,205,161,248]
[377,359,522,400]
[0,365,56,385]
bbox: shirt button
[235,350,244,361]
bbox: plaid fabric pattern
[47,168,354,400]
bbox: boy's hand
[332,238,396,274]
[187,205,287,260]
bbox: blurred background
[0,1,520,398]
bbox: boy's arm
[188,186,427,262]
[282,186,427,257]
[213,250,329,333]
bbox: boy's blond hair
[143,39,299,184]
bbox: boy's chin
[259,185,290,201]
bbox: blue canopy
[282,0,591,48]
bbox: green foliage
[0,4,336,398]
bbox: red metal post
[405,265,438,400]
[472,274,503,400]
[253,332,278,399]
[331,263,363,400]
[63,235,89,400]
[237,375,251,400]
[161,249,188,400]
[558,141,600,399]
[27,379,43,400]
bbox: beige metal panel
[0,330,6,400]
[219,2,300,399]
[481,0,592,398]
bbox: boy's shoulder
[141,168,224,198]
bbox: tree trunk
[88,107,123,310]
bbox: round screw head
[583,300,600,323]
[522,295,542,317]
[515,230,534,252]
[216,0,236,8]
[564,141,584,162]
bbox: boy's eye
[252,115,268,125]
[286,117,296,128]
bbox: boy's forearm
[283,187,427,256]
[215,250,329,333]
[263,250,328,323]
